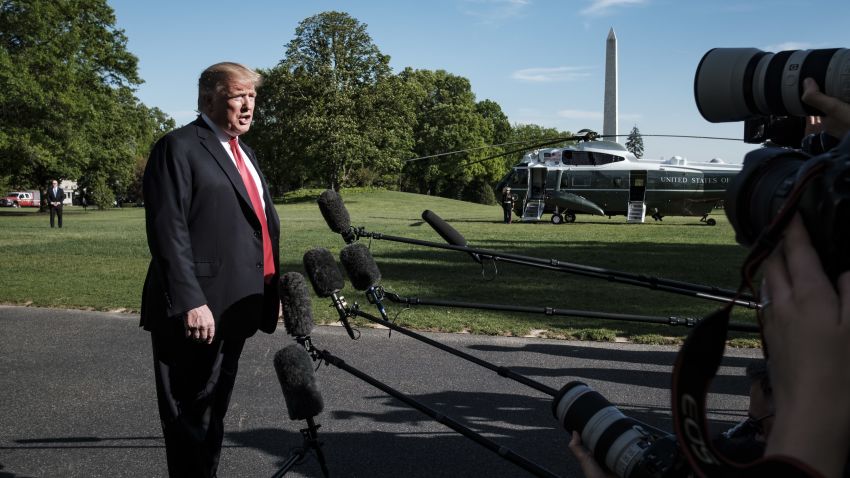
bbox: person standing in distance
[47,180,64,228]
[501,186,514,224]
[140,62,281,477]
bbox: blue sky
[109,0,850,164]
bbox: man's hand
[184,304,215,344]
[801,78,850,140]
[762,215,850,477]
[569,431,616,478]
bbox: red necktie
[228,137,275,282]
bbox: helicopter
[494,132,742,225]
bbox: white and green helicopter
[495,134,742,225]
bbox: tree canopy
[0,0,172,207]
[1,5,583,206]
[248,11,414,192]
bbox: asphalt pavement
[0,305,762,477]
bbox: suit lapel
[193,119,255,217]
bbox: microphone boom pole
[311,347,562,478]
[354,228,759,309]
[383,292,759,333]
[348,306,559,396]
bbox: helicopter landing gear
[551,212,576,224]
[700,215,717,226]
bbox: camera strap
[671,154,832,477]
[671,304,821,477]
[670,303,734,476]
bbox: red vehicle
[1,192,40,208]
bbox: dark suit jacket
[48,188,64,206]
[140,117,280,337]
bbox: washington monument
[603,27,618,141]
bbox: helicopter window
[593,153,625,165]
[561,173,570,189]
[568,151,594,166]
[562,150,625,166]
[509,169,527,188]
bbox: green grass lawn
[0,190,759,346]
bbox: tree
[248,11,415,192]
[399,68,496,198]
[0,0,146,208]
[626,125,644,158]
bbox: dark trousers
[502,203,513,223]
[50,205,62,228]
[151,328,246,478]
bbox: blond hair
[197,62,263,113]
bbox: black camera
[694,47,850,146]
[552,382,687,478]
[725,134,850,282]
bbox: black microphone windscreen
[303,248,345,298]
[422,210,468,247]
[339,243,381,291]
[273,345,324,421]
[279,272,314,337]
[317,189,351,234]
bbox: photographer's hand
[762,214,850,477]
[801,78,850,140]
[568,431,617,478]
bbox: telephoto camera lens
[553,382,681,478]
[694,47,850,122]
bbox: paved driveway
[0,306,761,477]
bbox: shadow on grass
[0,209,43,217]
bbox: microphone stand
[353,228,760,309]
[271,417,330,478]
[307,346,562,478]
[382,292,759,333]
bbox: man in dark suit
[47,180,63,228]
[141,62,280,477]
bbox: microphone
[272,344,330,478]
[279,272,314,340]
[273,344,325,420]
[339,243,390,321]
[421,209,481,264]
[317,189,357,243]
[303,247,358,339]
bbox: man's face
[207,79,256,137]
[52,181,57,188]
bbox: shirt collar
[200,113,236,143]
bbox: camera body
[725,135,850,282]
[694,46,850,281]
